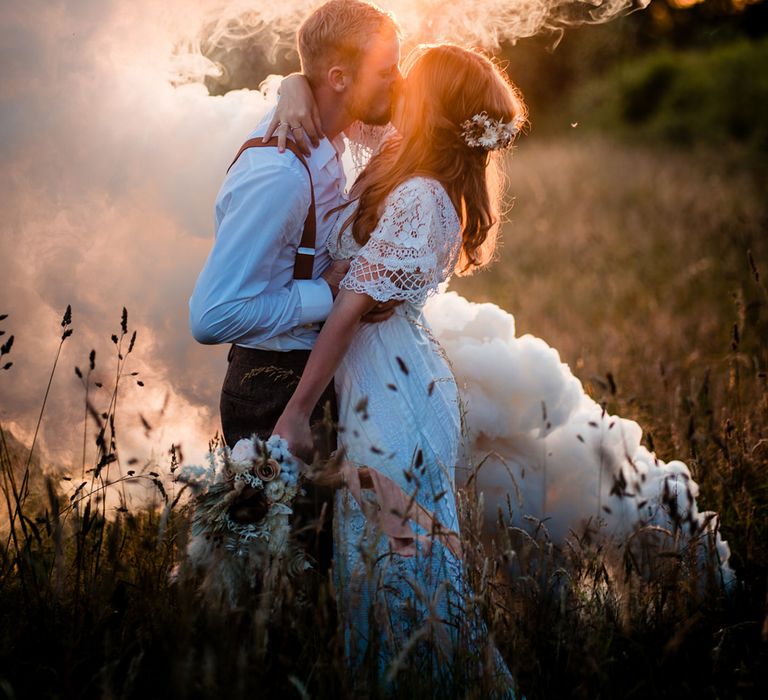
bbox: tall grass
[1,137,766,698]
[454,135,767,695]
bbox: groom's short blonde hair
[298,0,400,85]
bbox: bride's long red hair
[344,44,527,274]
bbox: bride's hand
[272,409,314,463]
[262,73,323,156]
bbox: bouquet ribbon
[339,460,463,561]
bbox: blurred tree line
[502,0,768,147]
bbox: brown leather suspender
[227,137,316,281]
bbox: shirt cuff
[295,278,334,326]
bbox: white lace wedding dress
[327,176,517,695]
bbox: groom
[188,0,402,571]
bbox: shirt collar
[309,133,346,171]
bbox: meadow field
[1,135,766,698]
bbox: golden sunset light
[1,0,766,696]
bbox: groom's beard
[348,81,399,127]
[362,105,392,126]
[350,96,392,127]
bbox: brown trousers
[220,344,337,573]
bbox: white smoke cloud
[189,0,649,82]
[0,1,275,473]
[425,292,735,586]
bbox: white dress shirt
[189,109,348,350]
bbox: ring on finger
[290,125,302,131]
[278,121,290,128]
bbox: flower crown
[461,111,522,151]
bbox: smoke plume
[425,292,735,586]
[0,0,648,470]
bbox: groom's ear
[327,65,349,93]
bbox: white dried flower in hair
[461,111,522,152]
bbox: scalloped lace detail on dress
[327,177,462,305]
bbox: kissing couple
[189,0,525,695]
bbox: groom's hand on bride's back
[321,260,351,299]
[361,299,401,324]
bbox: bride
[272,44,526,695]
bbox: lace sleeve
[340,178,461,304]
